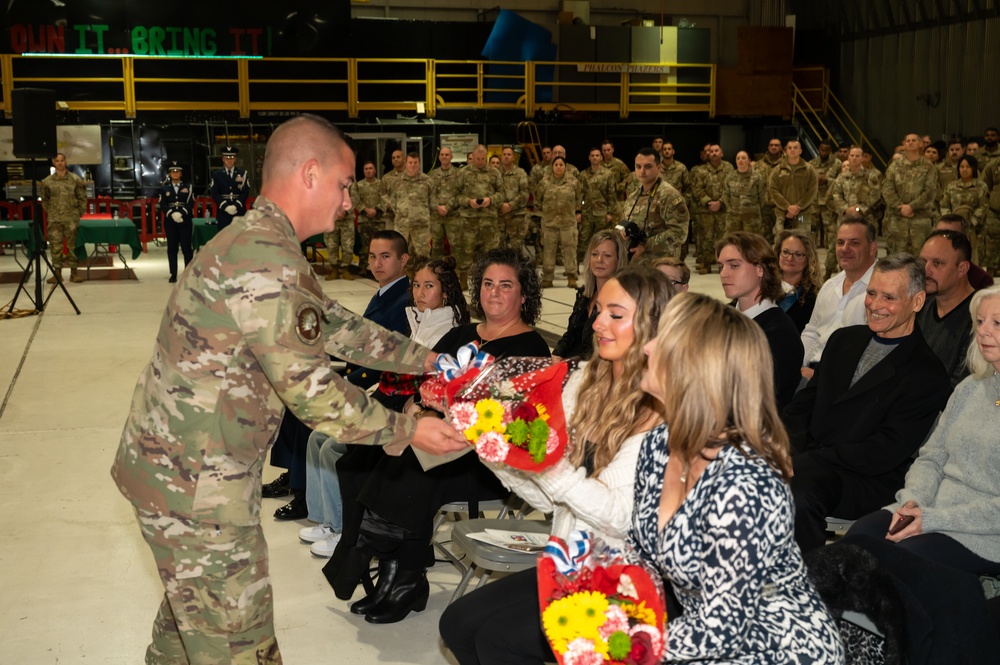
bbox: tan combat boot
[70,268,84,283]
[325,266,339,281]
[340,267,355,281]
[566,275,578,289]
[46,269,63,284]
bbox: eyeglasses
[780,249,806,260]
[670,280,686,287]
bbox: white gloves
[170,211,184,223]
[224,205,238,215]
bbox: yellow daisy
[534,402,550,421]
[622,600,658,626]
[475,398,505,432]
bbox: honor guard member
[454,144,503,286]
[159,161,194,283]
[809,140,842,254]
[578,147,618,264]
[351,161,383,277]
[210,145,250,231]
[39,152,87,284]
[497,146,530,252]
[691,144,735,273]
[828,147,883,277]
[722,150,768,236]
[111,115,467,665]
[881,133,940,256]
[754,138,785,242]
[428,147,461,259]
[389,152,435,257]
[768,140,819,237]
[622,147,690,264]
[601,139,633,200]
[379,149,406,231]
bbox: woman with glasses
[774,228,823,332]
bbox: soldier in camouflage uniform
[324,183,357,281]
[525,146,553,261]
[975,159,1000,274]
[937,139,965,203]
[111,116,466,665]
[881,133,940,256]
[389,153,434,257]
[601,139,632,201]
[454,145,503,285]
[39,152,87,283]
[379,149,405,231]
[722,150,767,236]
[578,148,618,264]
[690,145,734,273]
[809,140,842,253]
[351,161,383,277]
[538,156,584,287]
[768,140,819,239]
[828,147,882,276]
[622,147,690,264]
[428,147,461,260]
[754,138,785,244]
[497,146,530,252]
[660,142,691,257]
[974,127,1000,175]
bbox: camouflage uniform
[660,160,691,256]
[352,178,384,273]
[622,177,690,262]
[828,167,882,273]
[428,165,461,259]
[323,208,356,273]
[389,171,434,257]
[602,156,632,200]
[454,163,503,278]
[881,157,939,256]
[976,161,1000,273]
[578,166,617,263]
[111,196,426,664]
[937,161,959,205]
[768,159,819,237]
[379,169,404,231]
[691,161,734,267]
[526,162,550,261]
[39,170,87,271]
[498,165,530,252]
[940,178,988,230]
[538,173,583,283]
[974,146,1000,176]
[722,168,767,236]
[754,154,784,242]
[809,155,842,254]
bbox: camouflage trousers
[323,217,356,269]
[47,218,79,270]
[430,213,449,259]
[541,217,579,281]
[695,212,726,267]
[884,215,933,257]
[499,211,528,254]
[135,509,281,665]
[356,217,385,272]
[577,213,611,264]
[981,212,1000,274]
[818,208,838,274]
[725,210,765,237]
[394,216,431,258]
[761,204,777,245]
[455,215,500,275]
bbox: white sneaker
[310,532,343,558]
[299,524,336,543]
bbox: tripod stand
[3,158,80,318]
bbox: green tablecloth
[0,220,32,247]
[74,218,143,262]
[192,217,323,252]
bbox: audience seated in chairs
[783,253,953,552]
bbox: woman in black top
[774,228,822,332]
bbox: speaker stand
[2,159,81,318]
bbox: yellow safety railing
[0,54,715,120]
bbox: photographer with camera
[619,147,689,264]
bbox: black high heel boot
[350,558,398,615]
[364,568,429,624]
[323,542,374,601]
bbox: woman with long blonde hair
[631,292,844,663]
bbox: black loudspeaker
[12,88,57,159]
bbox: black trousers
[164,219,192,278]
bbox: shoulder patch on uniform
[295,302,323,344]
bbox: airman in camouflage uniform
[454,145,503,284]
[352,162,384,276]
[39,152,87,283]
[809,141,842,252]
[660,143,691,258]
[768,140,819,238]
[937,139,965,203]
[110,116,466,665]
[754,139,785,243]
[623,147,690,264]
[976,160,1000,274]
[538,156,584,287]
[379,150,405,231]
[941,176,988,231]
[389,153,434,257]
[828,147,882,275]
[526,146,553,260]
[600,139,632,200]
[974,128,1000,175]
[881,134,940,256]
[428,147,462,260]
[690,145,734,272]
[578,148,618,264]
[722,151,767,236]
[323,202,356,281]
[497,146,530,252]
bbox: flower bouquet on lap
[538,531,666,665]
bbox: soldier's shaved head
[261,114,350,184]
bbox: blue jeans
[305,431,348,530]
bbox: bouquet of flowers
[537,531,667,665]
[418,343,574,472]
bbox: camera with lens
[615,221,647,253]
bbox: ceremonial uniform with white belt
[159,161,194,283]
[210,145,250,231]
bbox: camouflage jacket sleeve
[767,168,790,210]
[508,169,530,210]
[39,179,50,212]
[75,176,88,215]
[692,169,715,206]
[798,163,819,209]
[349,182,362,214]
[973,181,989,226]
[910,164,940,213]
[645,184,690,256]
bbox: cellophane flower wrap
[537,531,667,665]
[418,343,574,472]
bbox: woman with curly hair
[440,266,673,664]
[774,228,823,332]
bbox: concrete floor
[0,241,729,664]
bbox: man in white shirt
[799,211,878,380]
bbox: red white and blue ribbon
[434,341,493,381]
[544,530,593,575]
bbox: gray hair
[966,284,1000,378]
[873,253,926,297]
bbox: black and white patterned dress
[629,425,845,664]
